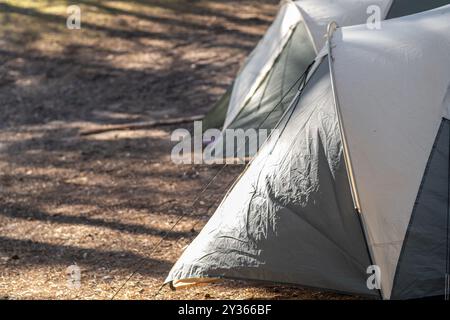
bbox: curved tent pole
[326,21,384,300]
[326,22,361,214]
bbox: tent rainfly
[203,0,450,140]
[166,5,450,300]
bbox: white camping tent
[166,5,450,299]
[203,0,450,143]
[221,0,392,130]
[204,0,393,133]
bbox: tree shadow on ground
[0,235,172,276]
[0,0,288,299]
[0,1,277,127]
[0,203,197,239]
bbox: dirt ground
[0,0,356,300]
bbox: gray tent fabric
[167,3,450,300]
[391,119,450,300]
[227,22,316,132]
[202,85,232,131]
[166,59,377,296]
[387,0,450,18]
[203,0,450,140]
[211,22,316,159]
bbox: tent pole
[326,22,384,300]
[326,22,361,214]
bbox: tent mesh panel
[392,119,450,300]
[227,21,316,132]
[387,0,450,19]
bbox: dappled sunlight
[0,0,276,127]
[0,0,344,300]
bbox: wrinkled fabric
[166,61,376,296]
[166,1,450,300]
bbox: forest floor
[0,0,355,300]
